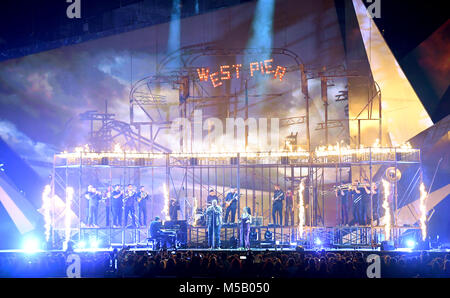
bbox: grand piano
[148,220,187,249]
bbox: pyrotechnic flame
[193,197,198,225]
[419,182,427,241]
[64,187,74,249]
[382,179,391,241]
[59,141,418,162]
[41,185,52,242]
[298,179,306,238]
[314,141,417,158]
[162,183,170,220]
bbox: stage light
[246,0,275,60]
[89,238,99,249]
[406,239,416,249]
[295,245,304,252]
[314,238,322,246]
[264,230,272,241]
[290,242,297,246]
[77,241,86,249]
[168,0,181,67]
[249,231,258,241]
[245,0,275,94]
[22,237,41,253]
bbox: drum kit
[194,208,206,226]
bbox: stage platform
[48,224,424,250]
[1,247,449,255]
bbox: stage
[46,224,426,251]
[1,246,449,255]
[0,0,448,281]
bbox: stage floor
[1,247,449,254]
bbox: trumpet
[332,181,379,191]
[332,183,353,191]
[357,182,379,188]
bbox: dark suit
[137,191,149,226]
[169,201,180,221]
[111,190,123,226]
[123,190,136,227]
[272,189,284,225]
[86,191,101,226]
[339,189,350,225]
[284,193,294,226]
[148,220,162,248]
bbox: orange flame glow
[419,182,427,241]
[381,179,391,241]
[298,179,306,238]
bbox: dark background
[1,0,448,122]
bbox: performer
[272,184,284,226]
[239,207,252,249]
[335,185,350,226]
[206,189,219,206]
[123,184,137,228]
[103,185,112,227]
[148,216,162,249]
[224,188,239,223]
[169,198,180,221]
[350,180,362,226]
[284,189,294,226]
[111,184,123,227]
[205,199,222,249]
[85,185,101,227]
[137,186,149,227]
[360,178,371,226]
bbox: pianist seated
[148,216,162,248]
[148,216,177,249]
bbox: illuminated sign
[196,59,287,88]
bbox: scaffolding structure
[48,46,423,250]
[50,147,422,249]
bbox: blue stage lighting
[168,0,181,67]
[245,0,276,94]
[246,0,275,56]
[314,238,322,246]
[406,239,416,249]
[77,241,86,249]
[89,239,99,249]
[22,236,41,253]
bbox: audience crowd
[1,249,450,278]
